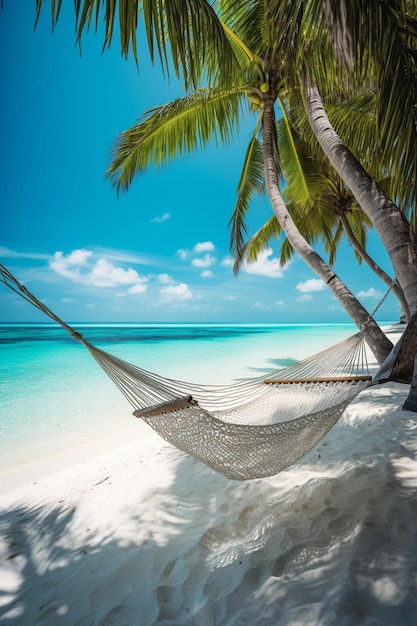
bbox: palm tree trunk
[339,212,410,320]
[305,82,417,316]
[262,95,393,364]
[372,310,417,413]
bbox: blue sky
[0,3,400,324]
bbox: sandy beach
[1,330,417,625]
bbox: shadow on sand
[1,383,417,625]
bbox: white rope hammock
[1,264,373,480]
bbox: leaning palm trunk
[372,309,417,413]
[262,96,392,364]
[339,212,410,320]
[305,83,417,316]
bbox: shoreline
[0,418,156,495]
[0,323,404,494]
[2,322,399,486]
[2,325,417,624]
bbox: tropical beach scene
[1,2,417,625]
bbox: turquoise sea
[0,322,383,472]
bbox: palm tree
[32,0,417,406]
[232,106,410,319]
[105,10,393,362]
[305,82,417,316]
[34,1,417,317]
[295,0,417,314]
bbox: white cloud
[221,256,234,268]
[192,254,216,268]
[274,300,285,307]
[357,287,383,299]
[158,273,173,284]
[178,242,217,270]
[201,270,213,278]
[177,249,189,261]
[49,249,148,292]
[252,301,269,309]
[297,294,313,302]
[296,278,325,293]
[242,248,284,278]
[128,283,148,294]
[89,258,141,287]
[193,241,215,253]
[64,249,92,266]
[151,212,171,223]
[160,283,193,302]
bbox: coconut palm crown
[104,1,398,362]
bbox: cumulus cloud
[158,273,173,284]
[151,212,171,223]
[193,241,215,253]
[160,283,193,302]
[177,241,217,268]
[192,254,216,268]
[296,278,325,293]
[242,248,285,278]
[128,283,148,294]
[221,256,234,268]
[50,249,148,293]
[200,270,213,278]
[177,249,189,261]
[357,287,383,299]
[297,294,313,302]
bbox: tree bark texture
[339,212,410,320]
[372,312,417,412]
[306,84,417,316]
[390,310,417,384]
[262,96,393,364]
[403,357,417,412]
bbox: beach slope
[1,378,417,625]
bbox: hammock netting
[1,264,372,480]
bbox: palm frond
[218,0,268,58]
[278,237,295,267]
[107,88,244,190]
[35,0,237,86]
[234,215,281,274]
[229,117,264,259]
[319,0,417,216]
[276,99,328,206]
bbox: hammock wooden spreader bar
[0,262,373,479]
[264,375,372,384]
[133,395,198,418]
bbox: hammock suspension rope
[0,264,385,480]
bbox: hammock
[0,264,372,480]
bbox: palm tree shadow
[2,382,417,625]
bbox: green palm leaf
[35,0,236,86]
[229,117,264,260]
[276,99,328,206]
[234,215,282,274]
[107,88,244,190]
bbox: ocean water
[0,322,366,471]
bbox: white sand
[1,331,417,624]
